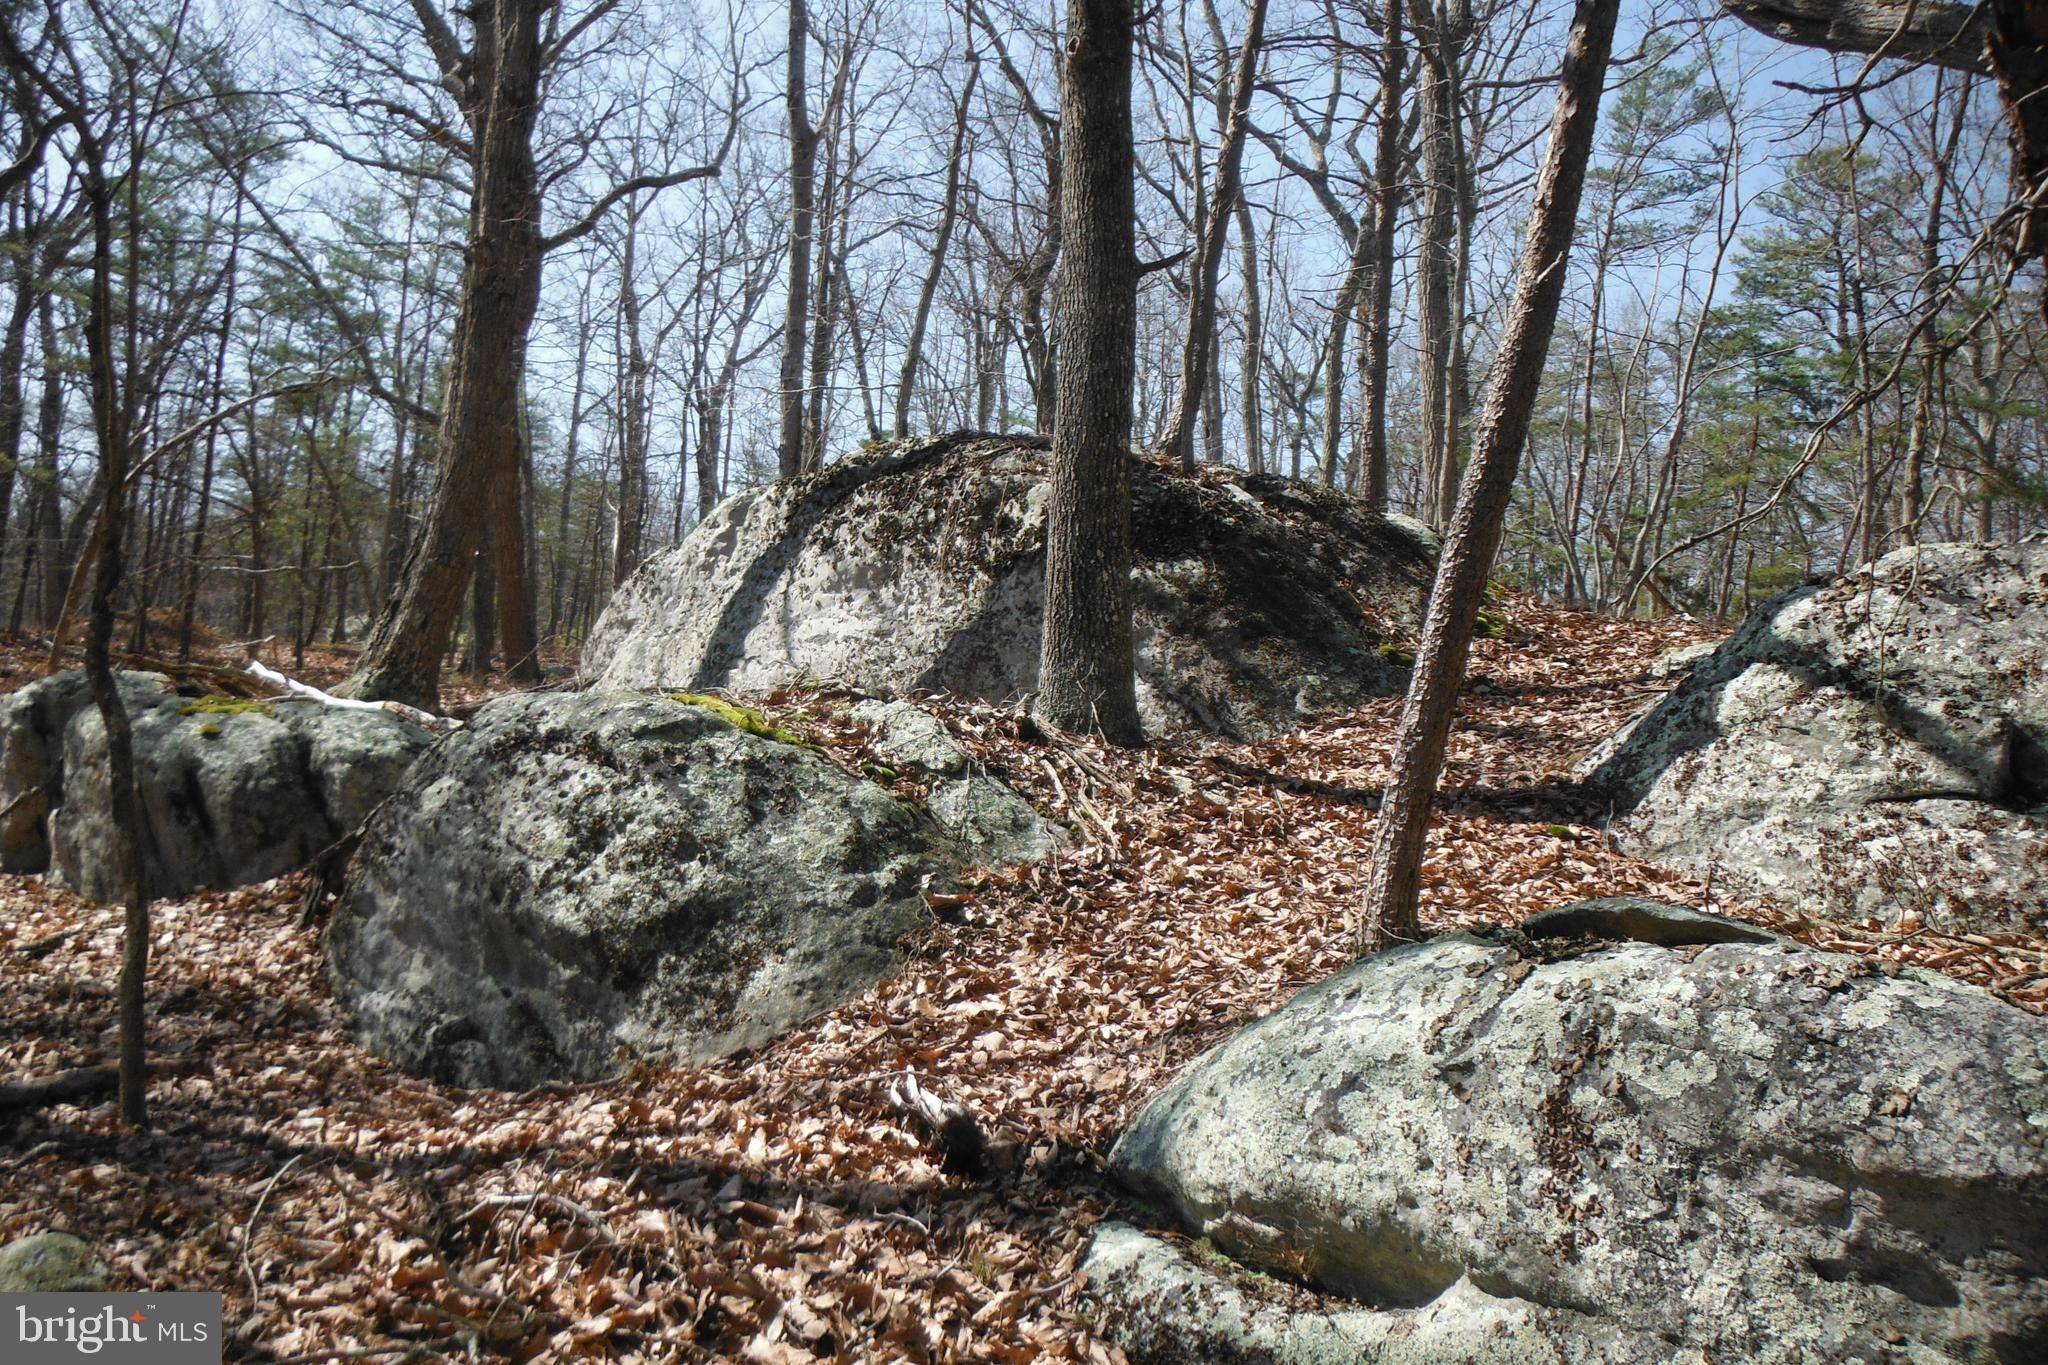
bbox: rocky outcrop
[327,690,1019,1089]
[1583,543,2048,933]
[1087,905,2048,1362]
[0,670,430,901]
[583,434,1438,740]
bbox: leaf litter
[0,596,2041,1362]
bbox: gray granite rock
[1090,913,2048,1362]
[0,1232,110,1292]
[327,689,972,1088]
[1583,543,2048,933]
[0,670,431,900]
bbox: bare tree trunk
[779,0,817,477]
[613,201,650,584]
[1903,74,1967,538]
[344,0,549,710]
[547,290,591,640]
[1359,0,1406,512]
[179,204,240,661]
[1361,0,1618,952]
[0,251,34,550]
[1320,227,1373,486]
[1414,1,1466,526]
[895,57,978,440]
[1036,0,1142,745]
[1161,0,1269,469]
[11,299,60,633]
[1235,195,1263,472]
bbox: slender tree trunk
[1361,0,1618,951]
[1903,74,1968,538]
[1414,2,1465,526]
[10,305,60,633]
[1235,196,1263,472]
[179,205,240,661]
[547,300,590,640]
[779,0,817,477]
[1036,0,1143,745]
[0,259,35,550]
[1320,228,1373,485]
[613,203,650,585]
[1161,0,1269,468]
[1360,0,1405,512]
[895,59,978,439]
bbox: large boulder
[1088,907,2048,1362]
[582,433,1438,739]
[327,690,1017,1089]
[1583,543,2048,933]
[0,670,430,901]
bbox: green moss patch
[178,695,274,719]
[666,692,809,746]
[1376,643,1416,668]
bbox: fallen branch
[0,1058,208,1114]
[244,660,460,735]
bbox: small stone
[0,1232,110,1292]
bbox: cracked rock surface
[1582,543,2048,932]
[1089,912,2048,1362]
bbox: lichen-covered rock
[0,1232,110,1292]
[25,675,433,903]
[1091,912,2048,1362]
[0,670,173,872]
[1583,543,2048,933]
[327,690,971,1089]
[851,698,1066,867]
[583,434,1437,740]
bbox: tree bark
[1361,0,1619,952]
[1234,195,1264,472]
[1414,0,1467,526]
[1359,0,1406,513]
[343,0,549,710]
[779,0,817,477]
[1036,0,1143,745]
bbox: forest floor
[2,597,2045,1363]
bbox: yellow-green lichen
[178,695,273,719]
[666,692,808,746]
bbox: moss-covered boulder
[583,433,1437,739]
[327,689,982,1088]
